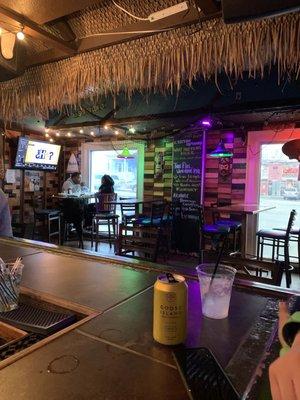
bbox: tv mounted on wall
[14,137,61,171]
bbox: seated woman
[85,175,115,226]
[99,175,114,194]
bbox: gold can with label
[153,273,187,345]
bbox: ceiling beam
[46,98,300,130]
[48,19,76,42]
[0,0,99,24]
[0,5,77,54]
[28,6,216,67]
[194,0,220,15]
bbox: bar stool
[32,195,61,243]
[271,227,300,271]
[134,201,166,227]
[211,202,242,253]
[198,205,230,263]
[119,197,137,225]
[92,193,119,252]
[256,209,296,287]
[62,219,84,249]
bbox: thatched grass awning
[0,12,299,123]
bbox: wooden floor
[60,239,300,291]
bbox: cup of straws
[0,257,24,312]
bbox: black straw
[210,235,227,285]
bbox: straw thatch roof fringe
[0,13,299,123]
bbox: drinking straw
[210,234,227,285]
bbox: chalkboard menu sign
[172,130,202,252]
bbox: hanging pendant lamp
[209,140,233,158]
[117,146,134,159]
[282,139,300,161]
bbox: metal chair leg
[298,233,300,272]
[256,237,260,260]
[260,238,264,260]
[108,219,112,249]
[284,244,291,288]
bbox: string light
[49,138,54,143]
[45,128,49,133]
[55,132,60,137]
[16,28,25,41]
[104,125,109,130]
[129,127,135,133]
[67,132,72,137]
[90,131,95,136]
[45,133,49,138]
[79,129,84,133]
[114,130,119,135]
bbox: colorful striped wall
[144,139,173,202]
[143,130,247,207]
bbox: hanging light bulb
[114,130,119,135]
[79,129,84,134]
[104,125,109,130]
[16,28,25,41]
[45,133,49,138]
[49,138,54,143]
[55,132,60,137]
[90,131,95,136]
[67,132,72,137]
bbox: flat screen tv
[15,137,61,171]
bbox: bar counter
[0,238,297,399]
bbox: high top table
[215,203,276,257]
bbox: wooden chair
[32,194,61,244]
[119,197,137,225]
[198,205,230,263]
[117,223,163,262]
[134,201,166,227]
[222,256,282,286]
[92,193,119,251]
[256,209,296,287]
[211,202,242,253]
[60,198,84,249]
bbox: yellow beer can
[153,273,188,345]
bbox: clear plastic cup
[196,264,236,319]
[0,262,24,312]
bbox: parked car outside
[283,188,299,200]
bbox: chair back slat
[119,197,137,216]
[197,205,205,230]
[286,209,296,233]
[285,209,297,245]
[95,193,117,213]
[150,201,166,224]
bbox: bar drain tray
[0,333,43,361]
[0,303,76,335]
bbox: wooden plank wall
[144,130,247,208]
[205,130,247,206]
[144,139,173,202]
[2,134,80,224]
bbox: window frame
[81,141,145,199]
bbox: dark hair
[102,175,114,186]
[71,172,81,179]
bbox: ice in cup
[196,264,236,319]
